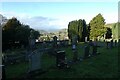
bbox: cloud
[20,16,60,30]
[1,11,66,31]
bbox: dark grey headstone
[73,49,78,62]
[56,51,68,69]
[53,36,57,47]
[92,42,98,55]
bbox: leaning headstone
[84,46,90,59]
[28,50,42,73]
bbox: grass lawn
[5,42,118,79]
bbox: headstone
[1,55,5,80]
[72,49,78,62]
[28,50,42,73]
[72,35,78,62]
[106,41,110,49]
[114,40,117,47]
[56,51,68,69]
[85,37,88,42]
[84,46,90,59]
[92,41,97,56]
[118,39,120,47]
[89,40,93,46]
[110,39,113,48]
[29,30,36,51]
[53,36,57,47]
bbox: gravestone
[84,46,90,59]
[29,30,36,51]
[53,36,57,47]
[110,39,113,48]
[56,51,68,69]
[85,37,88,42]
[28,50,42,73]
[1,55,5,80]
[106,42,111,49]
[114,40,117,47]
[92,41,97,56]
[118,39,120,47]
[71,35,78,62]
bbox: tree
[105,28,112,39]
[89,13,106,40]
[68,20,79,40]
[68,19,87,42]
[2,17,40,51]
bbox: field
[5,42,118,79]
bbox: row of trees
[68,13,111,42]
[2,17,40,51]
[68,19,88,42]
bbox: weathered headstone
[28,50,42,73]
[56,51,68,69]
[84,46,90,59]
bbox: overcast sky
[0,1,118,31]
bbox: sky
[0,2,118,31]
